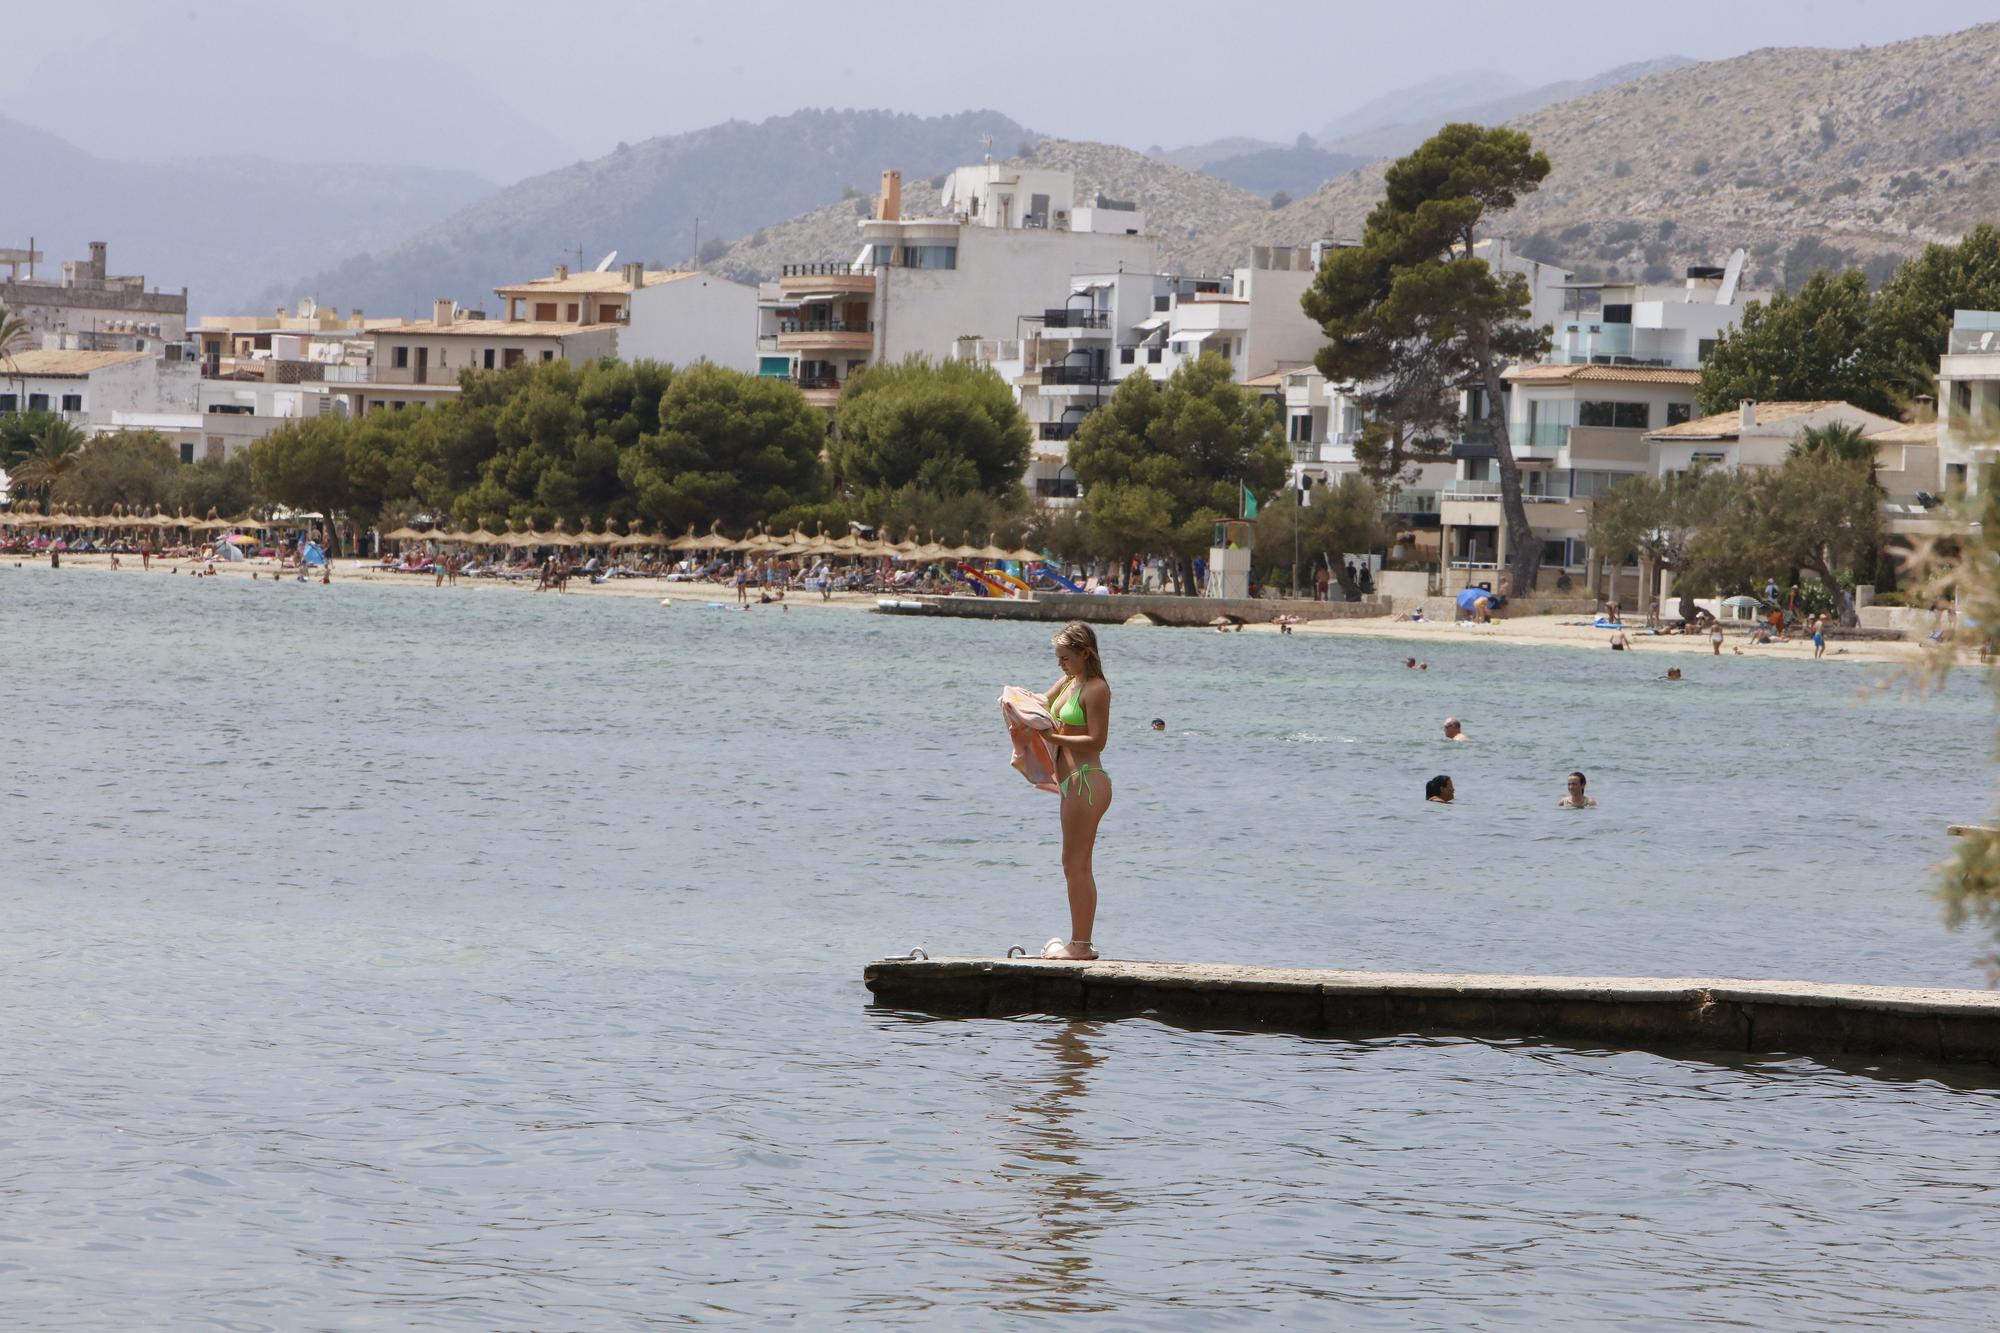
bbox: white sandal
[1040,938,1099,961]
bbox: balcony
[1039,420,1084,441]
[781,262,858,277]
[1567,425,1651,465]
[1036,364,1109,387]
[1041,309,1110,330]
[780,318,873,334]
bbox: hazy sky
[8,0,1995,182]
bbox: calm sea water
[5,567,2000,1328]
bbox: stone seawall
[864,958,2000,1067]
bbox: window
[180,442,195,464]
[28,393,48,411]
[1288,415,1313,443]
[503,348,524,369]
[565,303,579,321]
[483,349,496,370]
[1146,346,1162,364]
[541,350,554,362]
[394,346,409,369]
[1034,476,1080,499]
[1697,337,1717,363]
[1542,539,1571,568]
[0,393,14,412]
[902,245,956,269]
[438,349,446,367]
[207,403,253,415]
[1119,346,1135,365]
[1153,295,1170,312]
[1571,470,1626,498]
[1692,451,1727,466]
[60,393,81,412]
[1578,401,1649,429]
[534,302,557,321]
[1666,402,1693,425]
[1603,304,1633,324]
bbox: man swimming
[1443,717,1468,742]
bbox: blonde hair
[1051,621,1105,681]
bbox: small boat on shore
[875,598,933,614]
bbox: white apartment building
[332,298,620,417]
[499,263,757,372]
[1938,308,2000,493]
[757,166,1158,410]
[0,348,197,429]
[1551,256,1767,370]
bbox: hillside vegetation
[1194,24,2000,288]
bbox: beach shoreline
[8,551,1929,666]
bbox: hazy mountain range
[10,24,2000,320]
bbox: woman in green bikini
[1042,621,1113,961]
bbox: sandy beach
[14,550,1927,667]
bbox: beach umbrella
[222,532,258,545]
[666,526,703,553]
[1721,595,1762,608]
[613,525,656,549]
[888,532,921,561]
[382,525,426,541]
[1455,587,1498,614]
[1008,545,1043,563]
[467,528,501,546]
[973,534,1013,561]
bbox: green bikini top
[1054,682,1086,728]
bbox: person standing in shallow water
[1042,622,1113,961]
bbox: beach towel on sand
[999,686,1060,793]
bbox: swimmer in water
[1425,774,1455,804]
[1042,622,1113,961]
[1558,770,1596,808]
[1150,718,1165,732]
[1443,716,1468,742]
[1405,657,1417,669]
[1663,666,1683,681]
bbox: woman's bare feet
[1041,938,1099,961]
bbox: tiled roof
[1867,420,1938,445]
[494,270,696,295]
[374,320,620,337]
[1645,401,1848,439]
[1241,370,1289,388]
[1503,362,1703,385]
[0,349,150,377]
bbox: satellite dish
[1716,247,1746,306]
[298,296,317,318]
[593,250,618,272]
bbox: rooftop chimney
[554,264,569,281]
[1739,400,1757,430]
[622,261,644,287]
[877,169,902,222]
[433,298,455,326]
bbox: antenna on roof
[593,250,617,272]
[1717,247,1746,306]
[981,134,993,163]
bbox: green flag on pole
[1241,483,1258,519]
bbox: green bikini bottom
[1059,763,1107,804]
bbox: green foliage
[1302,121,1552,592]
[172,451,254,519]
[0,409,61,464]
[1791,421,1874,465]
[1870,225,2000,404]
[1249,475,1386,595]
[1697,270,1894,416]
[1068,352,1288,563]
[617,361,827,535]
[7,417,89,503]
[1588,468,1741,594]
[53,430,179,513]
[851,482,1028,550]
[251,415,350,519]
[830,356,1030,498]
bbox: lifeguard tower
[1208,519,1252,599]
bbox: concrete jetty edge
[862,958,2000,1066]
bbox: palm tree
[9,419,87,505]
[1791,421,1875,465]
[0,302,27,419]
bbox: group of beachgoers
[1426,716,1595,810]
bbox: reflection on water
[6,568,2000,1326]
[997,1022,1115,1313]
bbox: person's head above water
[1426,774,1454,802]
[1051,621,1104,680]
[1443,717,1464,740]
[1150,718,1165,731]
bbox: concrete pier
[864,958,2000,1067]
